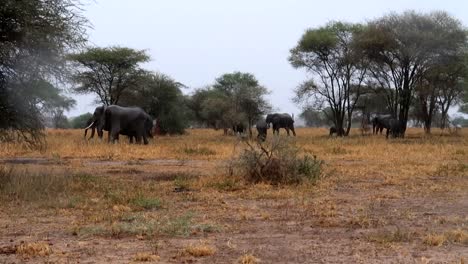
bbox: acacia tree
[188,72,270,135]
[289,22,368,136]
[358,11,467,135]
[437,54,468,129]
[0,0,87,146]
[119,72,189,134]
[69,47,149,105]
[212,72,271,136]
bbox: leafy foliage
[189,72,271,135]
[70,113,93,129]
[119,72,189,134]
[290,22,367,136]
[357,11,467,133]
[69,46,150,106]
[0,0,87,147]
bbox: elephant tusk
[84,121,95,130]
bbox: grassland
[0,128,467,263]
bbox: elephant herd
[83,106,297,144]
[82,106,402,145]
[371,114,404,138]
[328,114,404,138]
[255,113,296,141]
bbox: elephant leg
[88,127,95,140]
[110,128,120,143]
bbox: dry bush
[184,242,216,257]
[133,252,160,262]
[423,234,446,246]
[238,254,261,264]
[446,229,468,245]
[16,242,52,257]
[235,138,323,185]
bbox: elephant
[386,118,404,138]
[370,115,403,138]
[256,119,269,142]
[329,126,344,136]
[84,105,153,144]
[372,114,392,134]
[84,112,153,143]
[232,123,245,134]
[265,113,296,136]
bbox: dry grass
[184,242,216,257]
[0,128,466,262]
[133,252,160,262]
[238,254,261,264]
[16,242,52,257]
[0,128,465,163]
[423,234,447,247]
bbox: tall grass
[0,166,73,202]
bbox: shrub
[236,138,323,185]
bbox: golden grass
[423,234,447,247]
[238,254,261,264]
[16,242,52,257]
[184,242,216,257]
[133,252,160,262]
[0,127,466,262]
[0,128,465,164]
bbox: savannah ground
[0,128,467,263]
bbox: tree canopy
[291,11,468,135]
[69,46,150,106]
[189,72,271,135]
[119,72,189,134]
[0,0,87,146]
[290,22,367,136]
[357,11,467,134]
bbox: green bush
[237,138,323,185]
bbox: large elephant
[372,114,392,134]
[256,119,269,141]
[84,105,153,144]
[265,113,296,136]
[386,118,404,138]
[371,114,403,138]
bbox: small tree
[119,72,189,134]
[69,46,150,106]
[212,72,271,136]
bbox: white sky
[67,0,468,117]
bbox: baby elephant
[256,119,269,141]
[329,126,345,136]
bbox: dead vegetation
[0,128,466,263]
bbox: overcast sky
[67,0,468,117]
